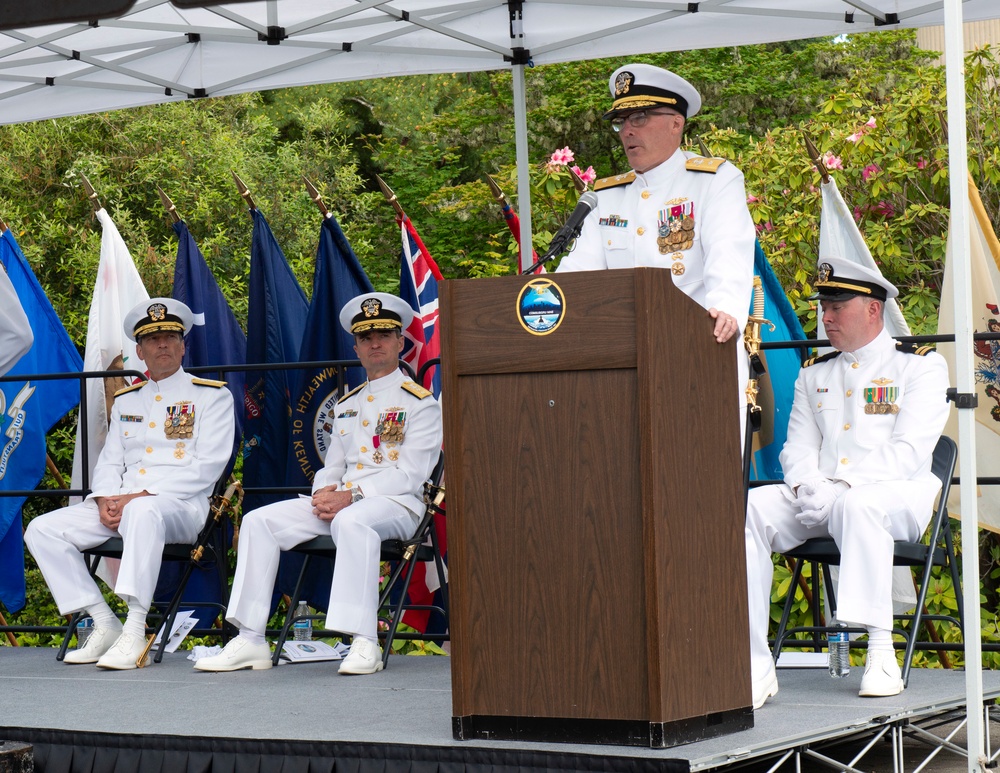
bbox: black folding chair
[271,452,447,668]
[771,435,961,686]
[56,476,241,666]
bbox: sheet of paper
[152,610,198,653]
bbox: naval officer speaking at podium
[557,63,755,439]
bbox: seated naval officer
[25,298,235,669]
[195,292,442,675]
[745,258,950,707]
[557,62,754,441]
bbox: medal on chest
[372,408,407,464]
[864,379,899,415]
[657,199,695,255]
[165,402,195,439]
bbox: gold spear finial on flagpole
[802,133,830,184]
[231,171,257,212]
[302,176,330,218]
[156,186,181,224]
[698,137,713,158]
[375,174,404,219]
[569,167,587,193]
[485,173,510,208]
[80,173,102,213]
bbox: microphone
[521,191,599,274]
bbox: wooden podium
[440,268,752,748]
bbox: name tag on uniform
[120,414,143,423]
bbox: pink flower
[872,200,895,218]
[823,152,844,170]
[549,146,575,166]
[572,165,596,184]
[853,206,864,222]
[862,163,880,181]
[846,132,862,144]
[916,158,928,170]
[763,221,774,232]
[865,116,877,128]
[746,194,760,204]
[782,188,790,196]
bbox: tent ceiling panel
[0,0,997,124]
[0,0,998,123]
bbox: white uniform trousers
[226,496,417,640]
[745,481,931,684]
[24,496,204,615]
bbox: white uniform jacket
[312,368,442,517]
[88,367,235,510]
[780,328,951,504]
[557,148,755,328]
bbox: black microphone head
[578,190,599,211]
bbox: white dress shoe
[751,664,779,709]
[194,636,272,672]
[338,637,383,675]
[859,649,904,697]
[95,631,148,670]
[63,624,123,664]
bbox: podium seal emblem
[517,278,566,336]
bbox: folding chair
[271,452,447,668]
[771,435,961,686]
[56,476,242,666]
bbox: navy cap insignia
[614,71,634,97]
[148,302,167,321]
[361,297,382,318]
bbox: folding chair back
[771,435,961,686]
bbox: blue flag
[155,220,248,627]
[281,214,374,610]
[0,230,83,612]
[750,240,807,481]
[242,208,308,513]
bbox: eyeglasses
[610,109,676,133]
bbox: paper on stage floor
[280,640,349,663]
[152,610,198,654]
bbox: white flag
[938,175,1000,533]
[818,177,910,339]
[70,208,149,498]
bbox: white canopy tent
[0,1,994,766]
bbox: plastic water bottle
[827,620,850,678]
[293,600,312,642]
[76,617,93,649]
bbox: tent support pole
[943,1,985,769]
[512,61,533,273]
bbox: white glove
[795,480,849,528]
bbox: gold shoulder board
[802,357,817,368]
[915,345,934,356]
[593,172,636,191]
[337,382,367,404]
[191,377,227,388]
[686,156,726,174]
[803,351,840,368]
[401,381,432,399]
[114,382,145,397]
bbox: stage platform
[1,647,998,772]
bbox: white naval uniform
[745,328,950,683]
[557,148,755,443]
[226,368,442,640]
[0,260,33,377]
[25,368,235,615]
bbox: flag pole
[80,174,103,213]
[156,186,181,224]
[231,172,257,213]
[374,174,405,220]
[802,134,831,184]
[302,177,330,219]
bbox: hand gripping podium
[440,268,753,748]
